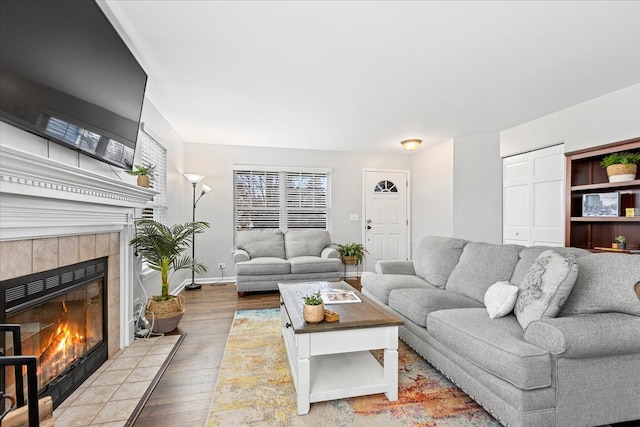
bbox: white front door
[363,170,409,272]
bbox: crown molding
[0,145,157,208]
[0,145,158,240]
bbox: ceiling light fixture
[401,139,422,151]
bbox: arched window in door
[374,180,398,193]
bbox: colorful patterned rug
[206,308,500,427]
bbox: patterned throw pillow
[484,281,519,318]
[514,250,578,330]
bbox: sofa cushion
[511,246,590,286]
[445,242,521,303]
[284,229,331,258]
[289,256,341,274]
[235,229,285,259]
[514,250,579,330]
[235,257,290,275]
[484,281,519,319]
[427,308,552,390]
[413,236,468,288]
[360,271,434,305]
[388,288,483,327]
[560,253,640,316]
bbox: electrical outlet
[218,262,226,269]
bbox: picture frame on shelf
[582,192,620,217]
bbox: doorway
[362,170,410,271]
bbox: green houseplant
[334,242,368,265]
[130,219,210,332]
[600,152,640,183]
[126,164,156,188]
[613,235,627,250]
[302,291,324,323]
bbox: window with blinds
[139,129,168,223]
[233,167,331,236]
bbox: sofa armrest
[374,260,415,275]
[523,313,640,358]
[321,247,340,259]
[233,249,250,263]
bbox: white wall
[410,140,454,247]
[501,84,640,157]
[453,133,502,243]
[184,143,410,280]
[410,134,502,250]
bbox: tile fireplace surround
[0,145,157,357]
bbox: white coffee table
[278,281,403,415]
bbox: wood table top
[278,281,403,334]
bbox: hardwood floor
[133,283,280,427]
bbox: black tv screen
[0,0,147,170]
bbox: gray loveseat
[361,235,640,427]
[233,229,341,294]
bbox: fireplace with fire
[1,257,108,408]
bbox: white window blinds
[285,171,329,229]
[139,129,168,223]
[233,167,331,235]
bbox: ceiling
[101,1,640,153]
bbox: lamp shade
[401,139,422,151]
[184,173,205,184]
[201,184,212,194]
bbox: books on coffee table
[321,289,361,304]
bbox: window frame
[233,165,331,239]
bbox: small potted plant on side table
[334,242,368,265]
[302,291,324,323]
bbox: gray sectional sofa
[361,235,640,427]
[233,229,341,294]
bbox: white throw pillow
[514,250,579,330]
[484,281,519,318]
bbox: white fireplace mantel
[0,145,157,240]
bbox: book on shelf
[593,247,640,254]
[321,289,361,304]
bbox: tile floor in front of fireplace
[52,334,180,427]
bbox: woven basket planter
[342,255,359,265]
[146,294,185,333]
[606,164,637,183]
[137,175,150,187]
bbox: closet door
[503,144,565,247]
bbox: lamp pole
[183,173,209,290]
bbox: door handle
[367,225,371,230]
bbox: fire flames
[37,301,86,385]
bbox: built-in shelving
[565,137,640,250]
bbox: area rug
[206,309,500,427]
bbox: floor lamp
[184,173,211,290]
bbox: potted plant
[302,291,324,323]
[334,242,368,265]
[130,219,210,333]
[600,152,640,183]
[126,164,156,188]
[612,235,627,250]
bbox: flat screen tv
[0,0,147,170]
